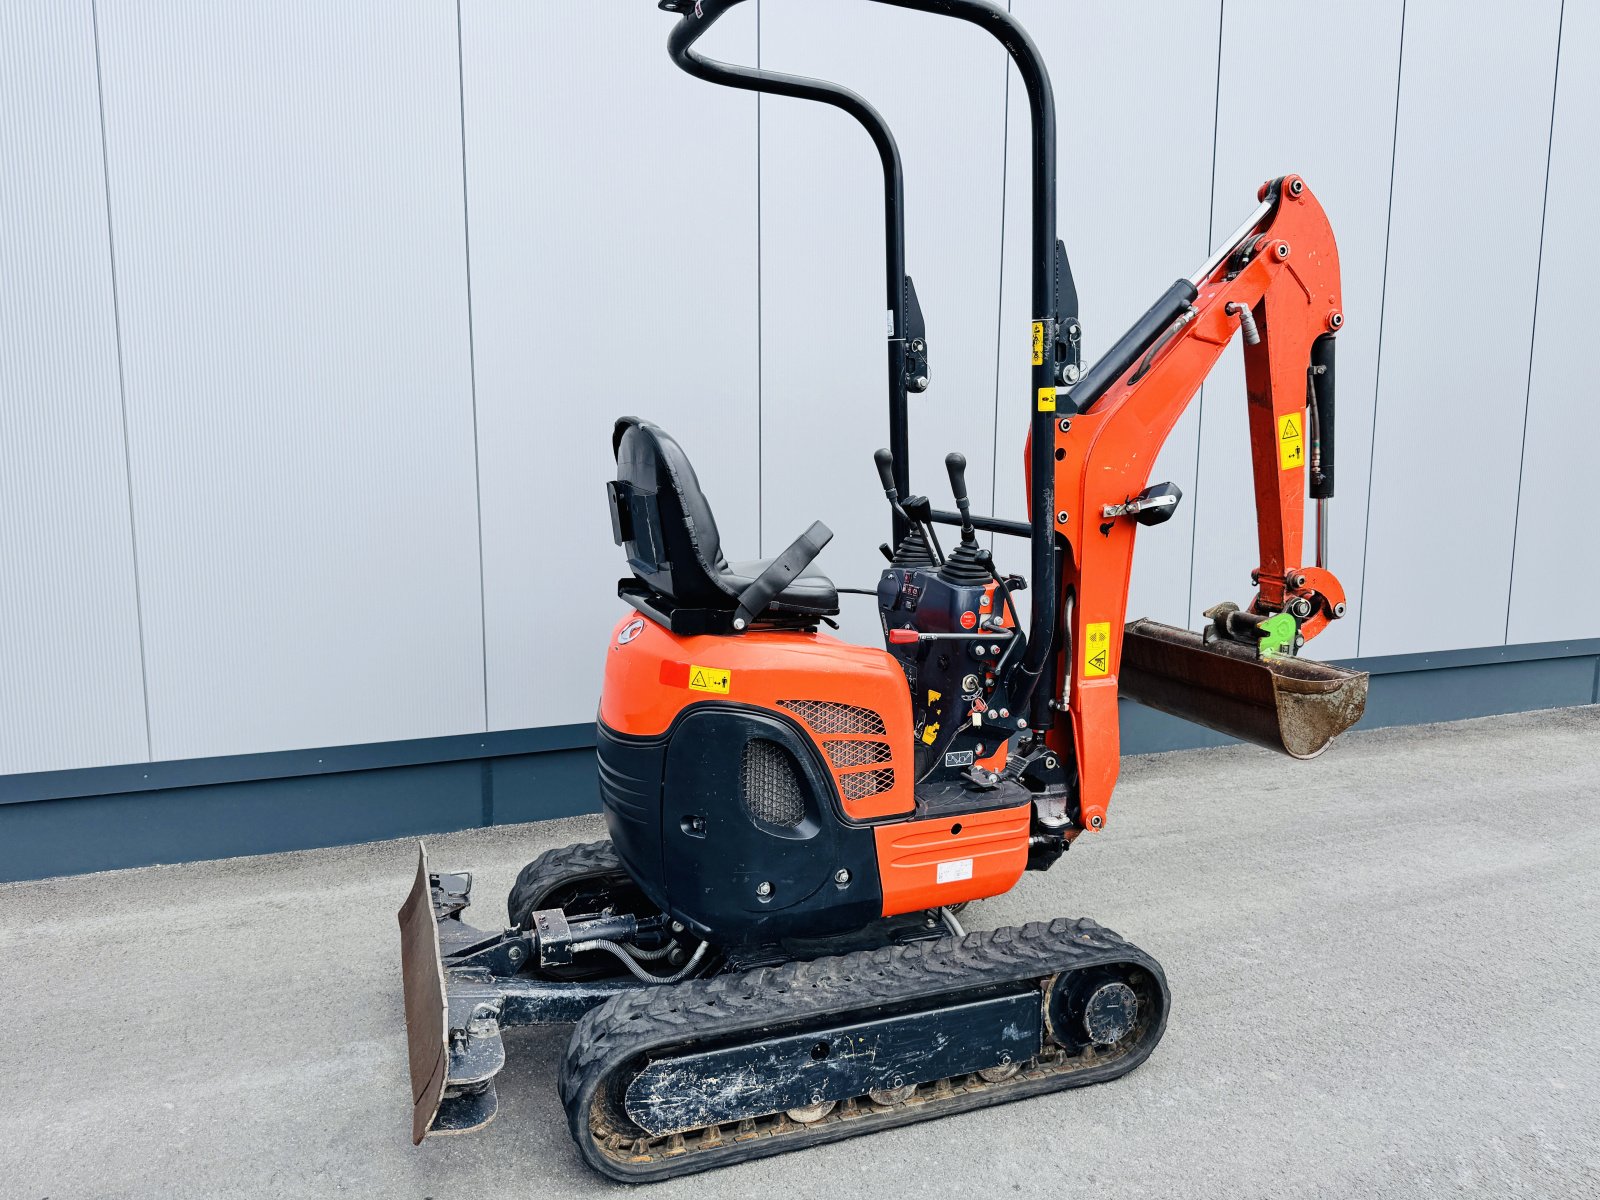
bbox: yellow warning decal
[1278,412,1305,471]
[1032,321,1046,366]
[688,665,731,694]
[1037,386,1057,413]
[921,722,941,745]
[1083,622,1111,678]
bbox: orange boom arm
[1037,175,1347,832]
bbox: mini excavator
[399,0,1368,1181]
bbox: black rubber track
[558,917,1169,1182]
[506,839,628,929]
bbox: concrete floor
[3,707,1598,1200]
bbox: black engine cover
[598,705,884,943]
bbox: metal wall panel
[1191,0,1404,661]
[95,1,486,760]
[1508,5,1598,644]
[463,1,762,730]
[1356,0,1564,657]
[758,0,1010,644]
[2,0,1595,785]
[0,3,149,775]
[995,0,1222,630]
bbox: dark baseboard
[3,639,1596,882]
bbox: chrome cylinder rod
[1188,195,1276,288]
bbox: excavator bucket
[1119,619,1368,759]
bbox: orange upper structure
[600,611,917,822]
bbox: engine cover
[594,611,913,942]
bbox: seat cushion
[722,560,840,617]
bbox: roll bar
[661,0,1069,729]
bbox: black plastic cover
[598,708,884,944]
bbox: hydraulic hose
[573,938,710,984]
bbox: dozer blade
[398,843,451,1144]
[400,842,667,1146]
[398,843,505,1143]
[1119,618,1367,759]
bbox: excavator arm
[1040,175,1365,833]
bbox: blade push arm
[1044,175,1347,832]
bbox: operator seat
[608,416,838,634]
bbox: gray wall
[1,0,1589,779]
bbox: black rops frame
[662,0,1072,731]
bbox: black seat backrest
[608,416,734,609]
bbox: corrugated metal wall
[1,0,1588,777]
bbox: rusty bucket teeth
[1118,619,1368,759]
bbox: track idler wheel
[1044,967,1159,1054]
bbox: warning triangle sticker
[1281,415,1300,440]
[686,663,732,693]
[1089,650,1108,673]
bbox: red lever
[888,628,919,645]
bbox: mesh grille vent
[777,700,886,736]
[740,738,806,829]
[824,739,892,769]
[838,768,895,801]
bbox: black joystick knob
[874,447,899,500]
[945,452,976,542]
[875,448,936,569]
[936,451,988,586]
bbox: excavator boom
[1040,175,1366,830]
